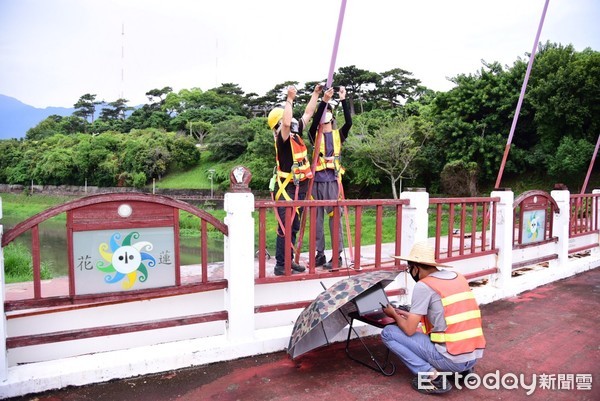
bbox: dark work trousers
[275,183,306,267]
[314,180,343,257]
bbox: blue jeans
[275,186,305,266]
[381,325,477,375]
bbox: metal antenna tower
[215,38,219,87]
[121,22,125,100]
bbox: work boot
[452,368,475,385]
[291,261,306,272]
[314,253,326,267]
[411,374,452,394]
[323,256,342,270]
[274,265,302,276]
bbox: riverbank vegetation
[3,242,53,284]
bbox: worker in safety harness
[268,84,322,276]
[381,241,486,395]
[307,86,352,269]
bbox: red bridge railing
[2,193,228,312]
[569,193,600,237]
[254,198,409,284]
[429,196,500,280]
[568,192,600,254]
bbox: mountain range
[0,94,76,140]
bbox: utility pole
[208,169,215,198]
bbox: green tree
[205,116,253,162]
[429,60,518,183]
[347,117,430,198]
[547,136,595,190]
[34,146,77,185]
[25,115,64,140]
[131,172,147,188]
[342,109,403,193]
[124,104,171,130]
[334,65,379,114]
[185,120,212,145]
[99,98,132,121]
[169,109,215,139]
[59,115,88,135]
[440,160,479,196]
[73,93,100,124]
[0,140,22,182]
[146,87,173,109]
[26,115,87,139]
[373,68,421,108]
[528,43,600,159]
[72,133,123,185]
[6,139,49,184]
[241,117,274,189]
[167,134,200,171]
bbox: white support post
[594,190,600,257]
[550,189,570,270]
[0,197,7,381]
[223,191,256,341]
[491,190,514,291]
[400,188,429,300]
[400,188,429,256]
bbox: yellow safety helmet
[268,108,284,130]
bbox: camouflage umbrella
[287,270,399,359]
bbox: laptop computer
[353,284,396,326]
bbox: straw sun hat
[392,241,452,269]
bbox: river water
[1,216,224,277]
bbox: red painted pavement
[5,268,600,401]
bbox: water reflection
[2,216,224,277]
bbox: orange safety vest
[273,133,312,201]
[315,129,345,176]
[419,274,486,356]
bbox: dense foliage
[3,242,53,283]
[0,129,199,187]
[1,42,598,195]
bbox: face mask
[324,112,333,124]
[410,266,420,282]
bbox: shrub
[3,242,53,283]
[440,160,479,196]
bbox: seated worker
[381,241,486,394]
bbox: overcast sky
[1,0,598,108]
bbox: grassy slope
[155,151,217,190]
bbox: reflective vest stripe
[316,129,344,174]
[444,309,481,325]
[277,169,311,183]
[421,274,486,356]
[273,132,313,195]
[430,327,484,343]
[441,291,475,306]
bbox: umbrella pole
[344,324,396,376]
